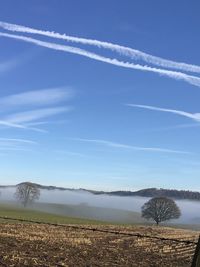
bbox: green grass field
[32,201,144,224]
[0,201,146,226]
[1,202,200,231]
[0,203,109,225]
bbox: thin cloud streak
[55,150,86,158]
[1,32,200,88]
[145,123,200,133]
[0,88,72,132]
[5,106,71,124]
[0,147,33,152]
[0,87,72,108]
[0,58,19,73]
[0,21,200,74]
[73,138,190,154]
[0,137,37,154]
[126,104,200,122]
[0,120,27,129]
[0,107,70,133]
[24,119,68,127]
[0,138,37,144]
[0,119,46,133]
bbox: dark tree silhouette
[141,197,181,225]
[15,182,40,207]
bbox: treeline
[2,182,200,201]
[14,184,200,200]
[99,188,200,200]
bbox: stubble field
[0,222,198,267]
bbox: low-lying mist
[1,187,200,225]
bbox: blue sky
[0,0,200,190]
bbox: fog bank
[1,187,200,225]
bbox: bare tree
[15,182,40,207]
[141,197,181,225]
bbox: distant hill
[104,188,200,201]
[1,182,200,201]
[15,182,70,191]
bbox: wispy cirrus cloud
[142,123,200,133]
[0,21,200,74]
[0,87,73,132]
[0,87,72,109]
[72,138,190,154]
[4,107,71,124]
[0,119,47,133]
[0,32,200,88]
[0,58,19,73]
[160,123,200,130]
[0,147,33,153]
[0,48,39,74]
[126,104,200,122]
[0,137,37,153]
[24,119,69,127]
[0,137,37,144]
[55,150,86,158]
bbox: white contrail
[126,104,200,122]
[0,21,199,74]
[1,32,200,88]
[72,138,190,154]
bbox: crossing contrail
[1,32,200,87]
[0,21,200,74]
